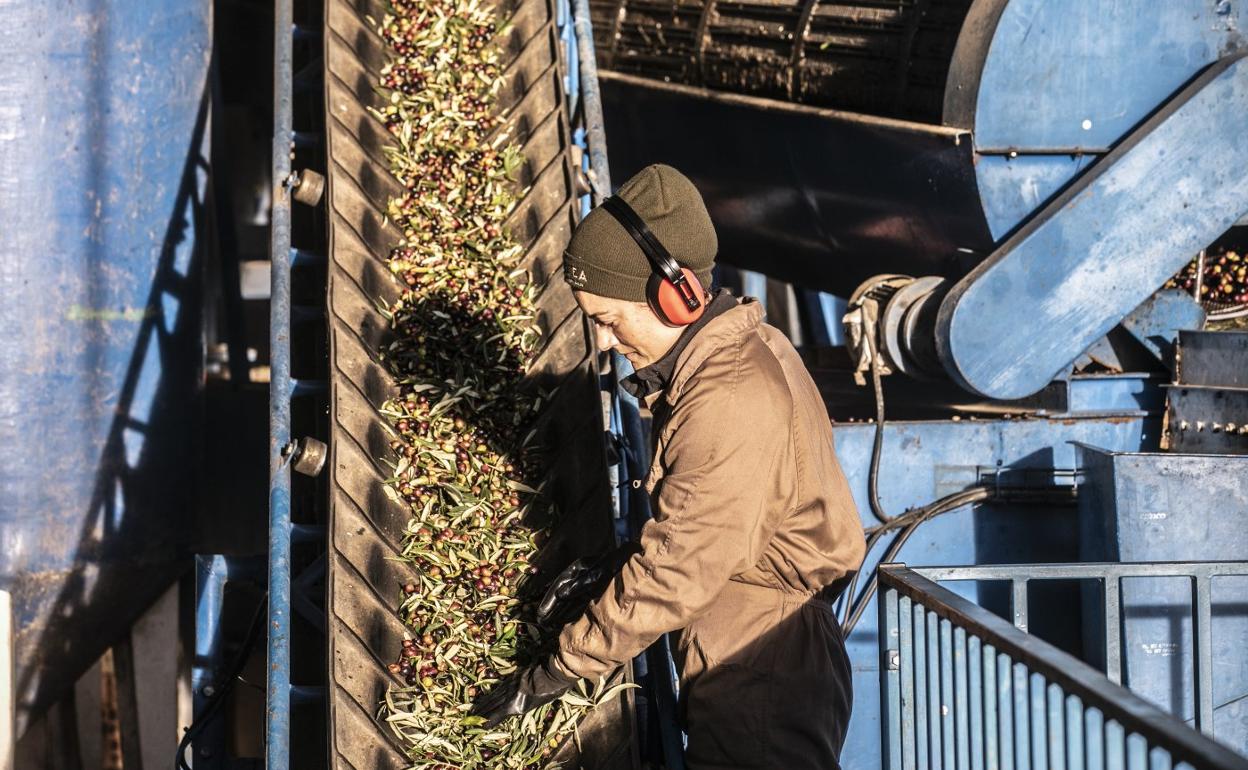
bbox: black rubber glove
[469,661,576,728]
[536,542,641,630]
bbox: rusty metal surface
[322,0,634,766]
[590,0,973,122]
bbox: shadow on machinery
[14,76,208,740]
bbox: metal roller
[591,0,973,121]
[598,0,1248,399]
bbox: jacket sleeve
[552,354,793,680]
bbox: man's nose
[594,323,617,352]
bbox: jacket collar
[621,290,739,400]
[664,298,765,404]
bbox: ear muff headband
[599,196,704,318]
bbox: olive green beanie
[562,164,717,301]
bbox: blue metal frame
[879,563,1248,770]
[267,0,294,766]
[915,561,1248,738]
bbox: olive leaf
[369,0,605,767]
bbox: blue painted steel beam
[267,0,294,766]
[571,0,610,199]
[937,55,1248,400]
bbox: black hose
[842,487,992,634]
[840,528,885,626]
[865,332,892,525]
[175,593,269,770]
[839,327,891,623]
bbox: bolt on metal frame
[878,562,1248,770]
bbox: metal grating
[321,0,634,766]
[589,0,974,122]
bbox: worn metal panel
[0,0,210,733]
[321,0,631,766]
[1166,386,1248,455]
[966,1,1248,151]
[1177,331,1248,389]
[1075,445,1248,754]
[955,1,1248,237]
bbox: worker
[472,164,866,769]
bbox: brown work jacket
[553,299,866,769]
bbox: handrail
[267,0,294,767]
[913,560,1248,734]
[878,563,1248,770]
[914,561,1248,582]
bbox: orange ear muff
[647,268,705,327]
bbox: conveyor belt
[590,0,974,121]
[321,0,634,766]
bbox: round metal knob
[290,436,328,477]
[291,169,325,207]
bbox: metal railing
[914,561,1248,737]
[878,563,1248,770]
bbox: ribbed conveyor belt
[590,0,974,121]
[321,0,634,766]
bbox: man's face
[574,290,684,369]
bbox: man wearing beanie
[473,164,866,769]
